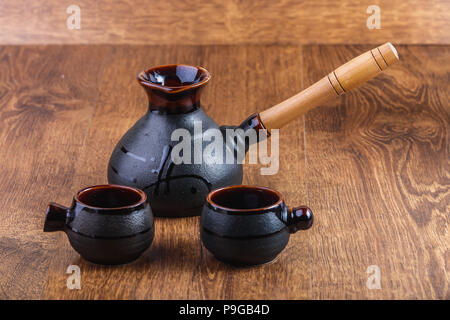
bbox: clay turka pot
[108,65,266,217]
[108,45,399,217]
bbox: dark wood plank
[0,0,449,45]
[0,45,108,298]
[303,45,449,299]
[0,44,447,299]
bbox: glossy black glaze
[43,185,154,265]
[108,64,269,217]
[200,185,313,266]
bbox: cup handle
[280,206,314,234]
[43,202,69,232]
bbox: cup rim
[75,184,147,210]
[137,64,211,94]
[206,185,284,213]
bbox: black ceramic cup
[43,184,154,265]
[200,185,313,266]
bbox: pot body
[200,201,290,266]
[107,109,243,217]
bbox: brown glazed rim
[75,184,147,210]
[137,64,211,94]
[206,185,284,213]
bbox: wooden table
[0,44,448,299]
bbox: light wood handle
[259,42,399,131]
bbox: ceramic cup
[200,185,313,266]
[43,184,154,265]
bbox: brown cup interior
[208,186,282,211]
[76,185,145,209]
[140,65,209,88]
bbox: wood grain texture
[0,44,447,299]
[303,45,449,299]
[0,45,107,298]
[0,0,449,45]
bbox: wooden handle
[259,42,399,131]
